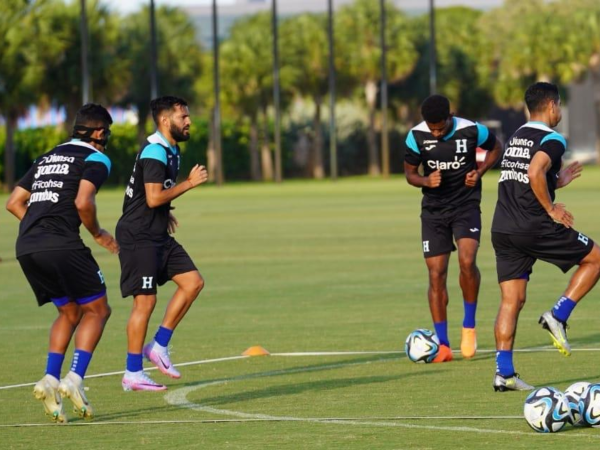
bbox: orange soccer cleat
[460,327,477,359]
[432,344,453,363]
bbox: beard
[170,122,190,142]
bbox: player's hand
[548,203,574,228]
[187,164,209,188]
[426,170,442,188]
[557,161,583,188]
[94,229,119,254]
[465,170,480,188]
[168,213,179,234]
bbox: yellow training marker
[242,346,270,357]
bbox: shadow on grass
[94,353,446,421]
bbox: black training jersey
[116,131,181,248]
[15,140,111,257]
[404,117,496,216]
[492,121,566,235]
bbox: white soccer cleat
[539,311,571,356]
[143,341,181,379]
[493,373,534,392]
[58,371,93,419]
[33,375,67,423]
[122,370,167,391]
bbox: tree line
[2,0,600,188]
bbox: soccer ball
[565,381,591,426]
[523,387,572,433]
[405,328,439,363]
[578,383,600,427]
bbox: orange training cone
[242,346,270,357]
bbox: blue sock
[433,321,449,346]
[553,296,577,322]
[154,326,174,347]
[70,349,92,379]
[496,350,514,376]
[45,352,65,380]
[127,353,143,372]
[463,300,477,328]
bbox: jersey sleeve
[17,164,36,192]
[140,144,167,184]
[82,152,111,191]
[404,130,422,166]
[476,122,497,151]
[539,132,566,162]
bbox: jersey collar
[150,131,178,154]
[441,117,457,141]
[58,139,102,153]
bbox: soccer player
[491,82,600,391]
[404,95,502,362]
[5,104,118,422]
[117,96,208,391]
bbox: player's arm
[75,180,119,253]
[528,151,573,228]
[403,130,441,188]
[145,164,208,208]
[557,161,583,189]
[5,187,31,221]
[5,165,35,220]
[466,125,501,187]
[404,162,441,188]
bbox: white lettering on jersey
[423,140,438,144]
[470,228,479,232]
[34,164,70,179]
[125,185,134,198]
[504,147,531,159]
[578,233,589,245]
[427,156,466,171]
[28,190,60,204]
[98,270,105,284]
[31,179,64,189]
[424,145,436,151]
[508,138,534,147]
[423,241,430,253]
[455,139,468,154]
[498,169,529,184]
[142,276,154,289]
[41,155,75,164]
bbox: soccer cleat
[460,327,477,359]
[493,373,534,392]
[122,370,167,392]
[539,311,571,356]
[432,344,453,363]
[33,375,67,424]
[143,341,181,379]
[58,371,93,420]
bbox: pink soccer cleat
[121,370,167,392]
[143,341,181,379]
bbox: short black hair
[150,96,188,124]
[421,95,450,123]
[73,103,113,130]
[525,82,560,113]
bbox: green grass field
[2,170,600,449]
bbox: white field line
[2,347,600,391]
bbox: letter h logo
[142,276,154,289]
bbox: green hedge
[0,118,402,185]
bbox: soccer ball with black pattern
[404,329,439,363]
[565,381,591,426]
[523,387,572,433]
[578,383,600,427]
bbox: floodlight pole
[150,0,159,99]
[80,0,91,104]
[272,0,282,183]
[327,0,337,181]
[212,0,223,186]
[379,0,389,177]
[429,0,437,95]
